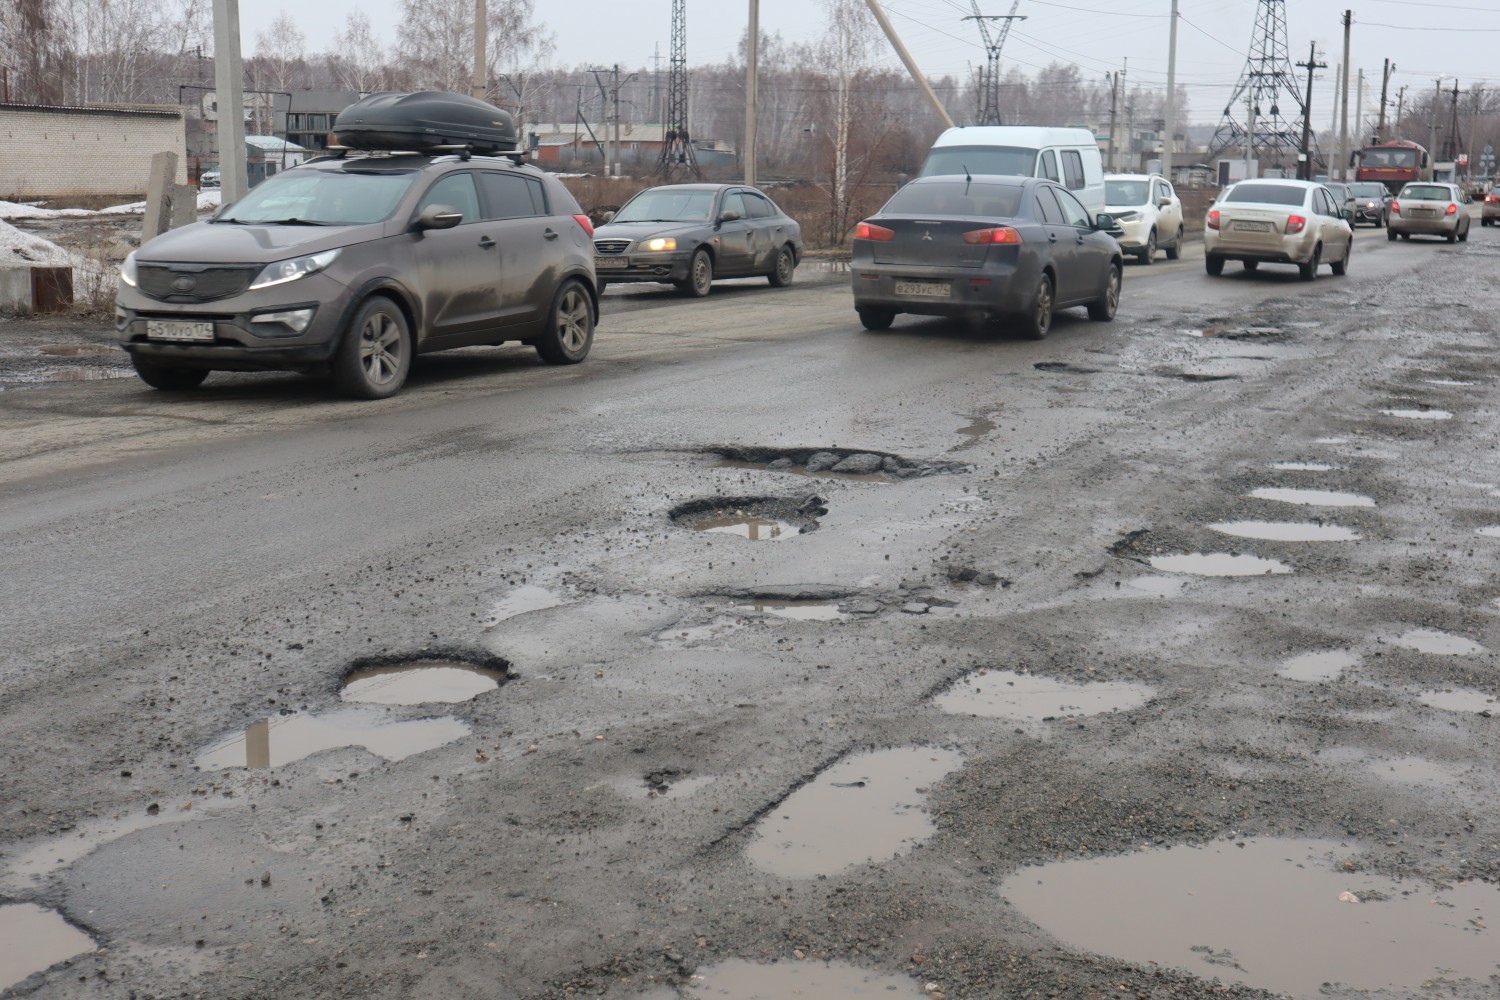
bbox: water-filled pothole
[0,903,95,990]
[1277,650,1359,682]
[746,747,963,878]
[1419,688,1499,715]
[1475,526,1500,538]
[685,958,926,998]
[617,769,716,800]
[479,584,566,627]
[935,669,1152,720]
[1396,629,1487,656]
[195,709,470,769]
[1001,838,1500,998]
[38,344,113,357]
[1380,408,1452,420]
[1148,553,1292,576]
[734,599,848,621]
[340,658,507,705]
[952,412,997,451]
[1270,462,1336,471]
[712,446,964,481]
[671,495,826,539]
[1209,520,1359,542]
[1250,487,1375,507]
[1367,755,1464,786]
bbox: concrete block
[172,183,198,229]
[142,151,180,242]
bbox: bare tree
[330,9,388,95]
[815,0,879,241]
[395,0,548,98]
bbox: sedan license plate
[594,257,629,269]
[1408,208,1435,218]
[894,280,950,298]
[1231,220,1272,232]
[146,320,214,342]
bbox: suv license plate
[1232,220,1271,232]
[594,257,629,269]
[894,280,950,297]
[146,320,215,342]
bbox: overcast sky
[239,0,1500,128]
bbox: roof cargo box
[333,91,519,154]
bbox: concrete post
[172,184,199,229]
[142,151,180,243]
[213,0,249,204]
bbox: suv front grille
[593,239,631,255]
[137,264,258,303]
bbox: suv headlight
[1112,210,1140,222]
[249,248,341,290]
[119,251,138,287]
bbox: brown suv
[116,152,598,398]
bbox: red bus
[1352,139,1431,195]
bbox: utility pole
[1395,85,1406,134]
[1445,79,1461,167]
[1337,10,1351,181]
[1162,0,1179,181]
[1245,90,1255,181]
[212,0,248,203]
[1106,71,1119,171]
[1296,42,1326,180]
[472,0,487,100]
[1355,68,1364,148]
[611,65,621,177]
[745,0,757,185]
[1428,77,1443,167]
[1376,58,1393,139]
[862,0,954,127]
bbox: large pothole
[934,668,1153,721]
[0,903,96,991]
[339,651,511,705]
[671,495,827,539]
[194,710,470,770]
[711,446,967,481]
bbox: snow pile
[0,218,87,267]
[197,189,222,210]
[0,200,101,221]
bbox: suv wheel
[1165,226,1182,260]
[767,245,796,287]
[131,356,209,391]
[535,280,594,364]
[676,249,713,297]
[1138,229,1156,265]
[333,296,411,399]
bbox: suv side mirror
[416,204,463,231]
[1343,207,1355,223]
[601,210,616,223]
[1157,196,1172,207]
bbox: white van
[918,126,1106,217]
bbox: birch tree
[331,9,388,94]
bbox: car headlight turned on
[249,307,316,336]
[119,251,138,287]
[643,237,677,252]
[249,248,341,290]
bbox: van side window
[1061,150,1085,191]
[1038,150,1060,182]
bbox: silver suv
[116,153,598,398]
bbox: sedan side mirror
[415,204,463,231]
[1095,213,1124,237]
[718,209,741,223]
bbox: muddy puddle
[195,709,470,769]
[38,344,114,357]
[1419,688,1499,715]
[1269,462,1336,471]
[614,770,716,801]
[480,584,566,627]
[1396,628,1487,656]
[1250,487,1375,508]
[1475,526,1500,538]
[1379,408,1452,421]
[1277,650,1359,682]
[340,660,505,705]
[672,496,825,539]
[1314,436,1350,445]
[1126,576,1187,597]
[1002,837,1500,997]
[685,958,925,998]
[746,747,963,879]
[934,669,1152,721]
[734,599,848,621]
[7,808,212,880]
[1209,520,1359,542]
[952,413,997,450]
[696,514,800,540]
[1148,553,1292,576]
[0,903,96,990]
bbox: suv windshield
[614,189,716,222]
[1105,180,1149,206]
[882,180,1022,217]
[920,145,1036,179]
[1222,183,1308,207]
[219,169,418,225]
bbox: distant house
[0,102,187,200]
[245,135,310,186]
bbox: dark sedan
[850,175,1123,338]
[1346,182,1391,227]
[591,183,802,297]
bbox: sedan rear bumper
[851,262,1034,319]
[1389,216,1461,235]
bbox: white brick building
[0,103,188,201]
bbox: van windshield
[218,169,417,225]
[919,145,1037,179]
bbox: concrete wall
[0,104,188,201]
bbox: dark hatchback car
[591,183,802,296]
[850,175,1123,338]
[116,153,598,398]
[1346,182,1392,227]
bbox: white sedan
[1204,178,1354,281]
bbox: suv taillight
[1284,214,1307,235]
[573,214,595,237]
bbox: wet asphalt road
[2,221,1499,999]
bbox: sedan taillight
[1391,200,1401,214]
[854,222,895,241]
[1445,203,1458,216]
[1207,209,1220,230]
[1486,194,1500,204]
[1285,214,1307,235]
[961,226,1022,245]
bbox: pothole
[1380,408,1452,421]
[1277,650,1359,682]
[1209,520,1360,542]
[38,344,113,357]
[685,959,926,998]
[1395,629,1487,656]
[952,412,997,451]
[671,495,826,540]
[1250,487,1375,507]
[1001,837,1500,998]
[1126,576,1187,597]
[734,599,848,621]
[479,585,566,627]
[711,446,966,481]
[1475,526,1500,538]
[2,367,134,384]
[1153,368,1239,382]
[0,903,96,990]
[1419,688,1498,715]
[1314,436,1350,444]
[1366,755,1465,787]
[1034,361,1104,374]
[1270,461,1336,471]
[340,655,509,705]
[194,710,470,769]
[616,769,716,801]
[746,747,963,878]
[934,669,1152,720]
[1148,553,1293,576]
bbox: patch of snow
[0,218,86,267]
[197,189,222,210]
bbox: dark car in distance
[116,149,598,399]
[850,175,1123,338]
[591,183,802,296]
[1346,182,1392,227]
